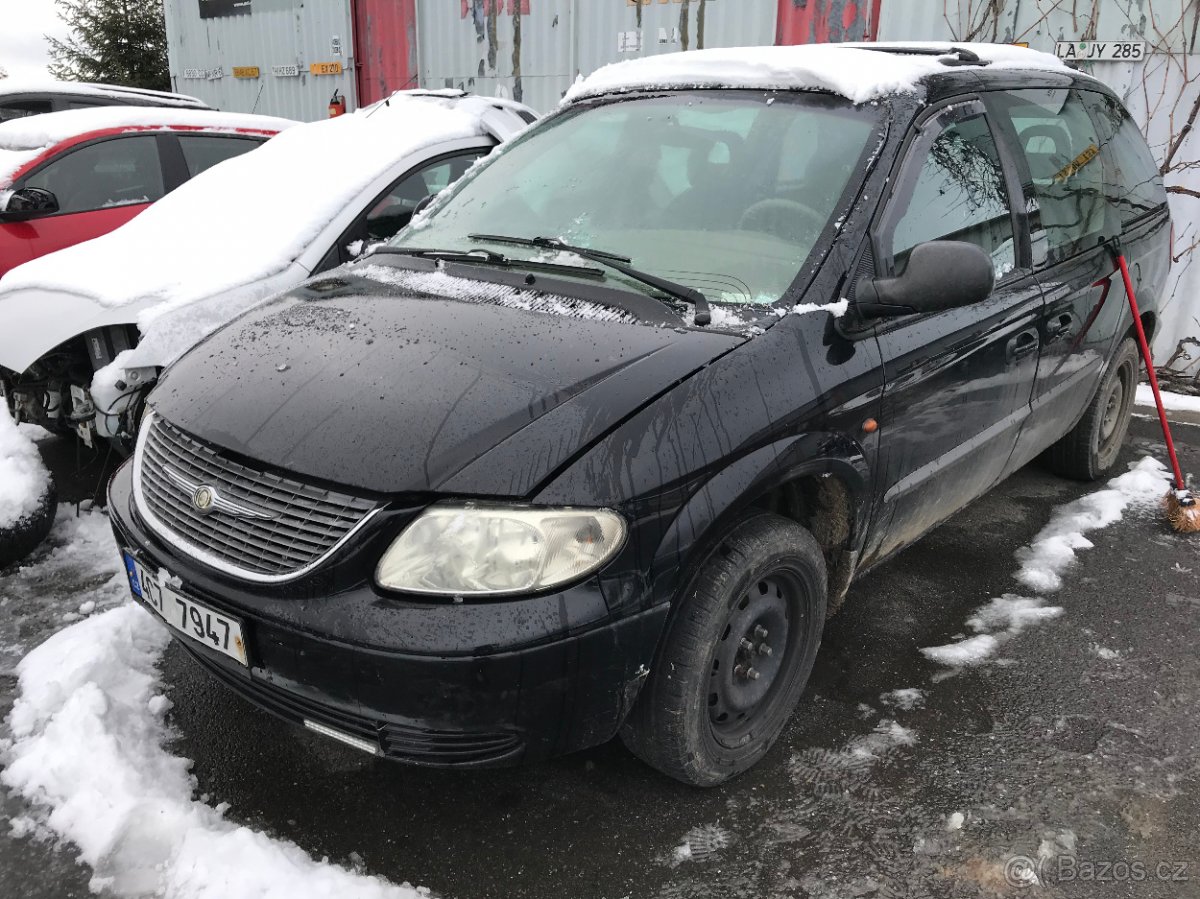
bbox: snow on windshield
[0,108,293,187]
[565,42,1070,106]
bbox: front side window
[178,134,264,178]
[990,89,1108,263]
[889,112,1015,280]
[366,152,484,241]
[393,93,881,306]
[23,135,164,214]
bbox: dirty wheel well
[752,474,855,615]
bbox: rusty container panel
[775,0,881,45]
[417,0,572,113]
[418,0,778,114]
[354,0,420,105]
[575,0,777,87]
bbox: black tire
[621,513,827,786]
[1044,338,1139,481]
[0,475,56,570]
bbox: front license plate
[123,552,248,666]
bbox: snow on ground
[0,413,50,530]
[670,824,733,866]
[1136,384,1200,413]
[0,511,428,898]
[2,609,428,899]
[921,456,1169,667]
[1013,456,1167,593]
[565,42,1070,106]
[880,687,926,711]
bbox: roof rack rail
[864,45,991,67]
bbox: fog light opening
[303,719,381,756]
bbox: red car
[0,107,295,277]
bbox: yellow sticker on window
[1053,143,1100,183]
[310,62,343,76]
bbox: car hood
[150,278,744,496]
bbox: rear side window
[178,135,264,178]
[23,135,165,214]
[0,100,53,122]
[989,89,1109,263]
[889,112,1016,279]
[1080,91,1167,225]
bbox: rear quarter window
[1080,91,1167,225]
[178,134,265,178]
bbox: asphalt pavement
[2,415,1198,899]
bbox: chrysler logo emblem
[162,465,279,521]
[192,486,215,513]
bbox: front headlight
[375,504,627,596]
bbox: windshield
[392,91,882,307]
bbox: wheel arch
[648,432,872,620]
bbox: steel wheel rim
[1098,359,1134,462]
[707,570,805,746]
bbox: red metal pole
[1116,253,1186,491]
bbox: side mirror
[0,187,60,222]
[412,193,436,218]
[855,240,994,318]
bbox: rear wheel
[1044,337,1139,480]
[621,513,826,786]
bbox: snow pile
[565,42,1070,106]
[2,603,428,899]
[0,107,291,186]
[922,457,1169,667]
[1136,385,1200,414]
[0,412,50,530]
[1014,456,1168,592]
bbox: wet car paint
[112,68,1171,767]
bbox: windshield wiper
[366,245,604,279]
[469,233,712,326]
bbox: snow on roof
[564,41,1072,106]
[0,93,528,335]
[0,107,295,187]
[0,78,208,108]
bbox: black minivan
[109,43,1170,785]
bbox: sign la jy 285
[1055,40,1146,62]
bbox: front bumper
[108,461,668,766]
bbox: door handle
[1046,312,1073,341]
[1006,328,1040,364]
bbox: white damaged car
[0,90,535,455]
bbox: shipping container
[163,0,358,121]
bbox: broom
[1113,246,1200,533]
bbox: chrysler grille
[134,414,377,580]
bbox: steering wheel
[737,198,827,244]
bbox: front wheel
[621,513,827,786]
[1044,337,1139,480]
